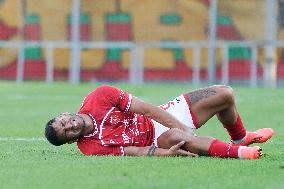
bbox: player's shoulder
[85,85,115,97]
[84,85,126,103]
[94,85,119,93]
[93,85,126,98]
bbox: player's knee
[216,85,235,105]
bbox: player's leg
[157,128,262,159]
[184,85,273,145]
[184,85,238,126]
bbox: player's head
[45,112,86,146]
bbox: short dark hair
[44,118,64,146]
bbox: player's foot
[238,146,262,160]
[232,128,274,146]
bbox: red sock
[224,115,246,141]
[208,139,239,158]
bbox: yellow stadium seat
[121,50,130,69]
[0,37,20,67]
[143,48,175,70]
[80,49,105,69]
[81,0,116,41]
[27,0,71,40]
[53,49,70,70]
[121,48,175,70]
[126,0,207,41]
[0,0,20,27]
[52,49,106,70]
[218,0,265,40]
[0,48,17,67]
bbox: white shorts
[152,94,198,147]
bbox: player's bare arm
[129,96,193,134]
[124,141,198,157]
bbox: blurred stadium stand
[0,0,283,86]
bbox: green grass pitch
[0,81,284,189]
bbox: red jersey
[77,85,155,156]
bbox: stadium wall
[0,0,283,85]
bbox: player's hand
[167,141,198,157]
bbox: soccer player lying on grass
[45,85,274,159]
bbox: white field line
[0,137,45,141]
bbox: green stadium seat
[106,13,131,23]
[25,15,39,24]
[106,48,122,61]
[174,48,184,60]
[217,15,233,26]
[67,13,91,41]
[24,48,42,60]
[67,13,90,24]
[105,12,132,41]
[229,47,251,60]
[24,14,43,60]
[160,14,182,25]
[24,15,40,40]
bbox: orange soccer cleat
[239,146,262,160]
[232,128,274,146]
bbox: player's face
[52,112,86,143]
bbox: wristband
[227,144,232,157]
[147,144,157,156]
